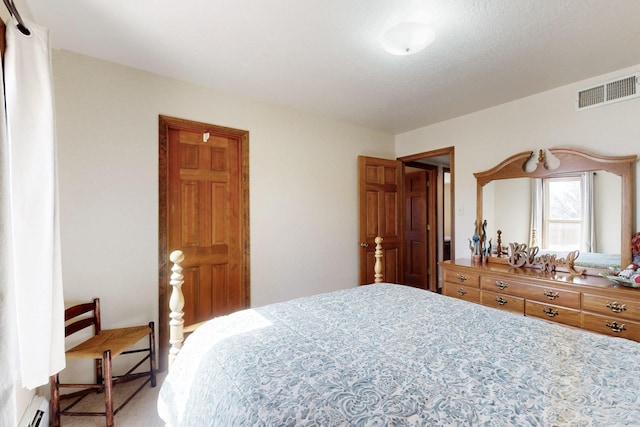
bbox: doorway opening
[399,147,454,292]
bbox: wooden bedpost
[168,250,185,370]
[374,236,383,283]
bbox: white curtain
[0,24,18,425]
[582,171,595,253]
[1,15,65,411]
[529,178,542,248]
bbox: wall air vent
[576,73,639,110]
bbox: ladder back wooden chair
[50,298,156,427]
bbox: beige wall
[54,52,640,332]
[53,50,395,334]
[396,64,640,259]
[8,40,637,424]
[37,49,640,397]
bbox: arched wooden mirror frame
[474,147,637,274]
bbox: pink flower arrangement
[614,232,640,283]
[633,231,640,265]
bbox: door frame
[157,115,250,371]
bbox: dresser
[441,259,640,342]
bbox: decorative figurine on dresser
[468,220,492,263]
[440,147,640,341]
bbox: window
[542,176,583,251]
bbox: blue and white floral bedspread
[158,284,640,426]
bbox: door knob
[360,242,369,247]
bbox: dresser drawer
[582,293,640,322]
[480,276,580,309]
[481,276,529,296]
[443,269,480,288]
[442,282,480,303]
[581,312,640,341]
[521,284,580,309]
[481,290,524,314]
[525,300,580,327]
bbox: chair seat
[66,325,151,359]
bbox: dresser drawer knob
[606,320,627,333]
[495,296,508,306]
[543,290,559,300]
[543,307,559,317]
[456,288,467,296]
[456,274,467,282]
[606,301,627,313]
[495,280,508,290]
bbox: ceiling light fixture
[381,21,435,56]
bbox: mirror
[475,147,637,275]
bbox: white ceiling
[23,0,640,134]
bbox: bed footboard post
[168,250,185,370]
[374,236,383,283]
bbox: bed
[158,241,640,426]
[538,250,621,271]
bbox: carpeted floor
[55,371,166,426]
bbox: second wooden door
[158,115,249,370]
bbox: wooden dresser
[441,259,640,342]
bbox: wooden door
[403,169,438,291]
[404,171,428,289]
[358,156,403,285]
[158,115,249,371]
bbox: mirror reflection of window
[542,176,584,251]
[483,169,620,266]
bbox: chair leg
[149,321,157,387]
[50,374,60,427]
[103,350,114,427]
[96,356,103,388]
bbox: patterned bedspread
[158,284,640,426]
